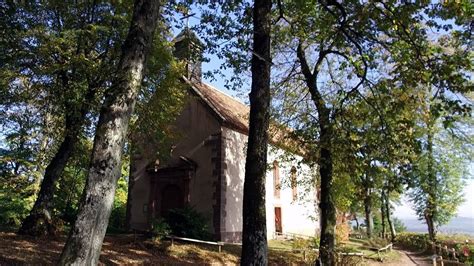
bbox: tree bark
[364,187,373,239]
[59,1,161,264]
[241,0,272,264]
[425,212,436,242]
[317,127,336,265]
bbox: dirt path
[367,249,432,266]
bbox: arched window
[273,161,280,198]
[291,166,297,201]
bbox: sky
[394,179,474,219]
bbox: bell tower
[173,28,204,82]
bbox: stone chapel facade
[128,29,319,242]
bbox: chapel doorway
[161,184,184,217]
[275,207,282,233]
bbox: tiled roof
[185,78,250,134]
[184,78,302,155]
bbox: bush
[395,232,430,251]
[393,218,407,233]
[367,237,390,248]
[151,218,171,240]
[336,222,350,243]
[165,205,211,240]
[291,237,319,250]
[107,176,128,233]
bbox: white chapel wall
[222,126,319,241]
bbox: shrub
[165,205,211,240]
[336,222,350,243]
[393,218,407,233]
[367,237,390,248]
[291,237,319,250]
[151,218,171,240]
[395,232,430,251]
[107,176,128,233]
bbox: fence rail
[430,242,471,264]
[431,255,466,266]
[167,235,224,252]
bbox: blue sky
[394,179,474,219]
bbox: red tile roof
[184,78,304,155]
[185,78,250,134]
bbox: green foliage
[52,138,91,225]
[291,237,319,250]
[366,237,390,249]
[108,176,128,232]
[0,1,133,230]
[393,218,407,233]
[0,113,41,228]
[395,232,431,251]
[150,218,171,241]
[165,206,211,240]
[407,111,468,237]
[0,175,37,228]
[0,1,179,233]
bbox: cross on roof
[179,8,195,28]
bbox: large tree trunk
[364,187,373,239]
[241,0,272,264]
[317,133,336,265]
[425,211,436,242]
[58,1,161,264]
[19,87,94,236]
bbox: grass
[340,238,401,262]
[0,230,409,265]
[0,232,314,265]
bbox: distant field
[400,217,474,235]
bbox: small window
[273,161,280,198]
[291,166,297,201]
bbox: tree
[0,1,131,236]
[59,0,162,264]
[241,0,272,264]
[270,2,472,264]
[408,95,471,241]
